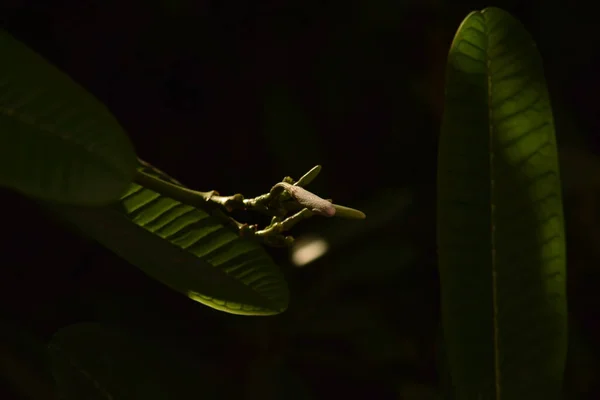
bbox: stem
[133,170,291,246]
[131,163,366,248]
[254,208,314,246]
[133,170,245,212]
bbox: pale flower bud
[273,182,336,217]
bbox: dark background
[1,0,599,398]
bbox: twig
[132,163,365,247]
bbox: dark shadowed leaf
[0,29,137,205]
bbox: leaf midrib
[483,11,501,399]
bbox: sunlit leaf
[47,163,289,315]
[438,7,567,399]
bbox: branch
[132,163,365,247]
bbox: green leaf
[0,29,137,205]
[48,323,221,400]
[47,163,289,315]
[437,7,567,399]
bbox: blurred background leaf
[0,29,138,205]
